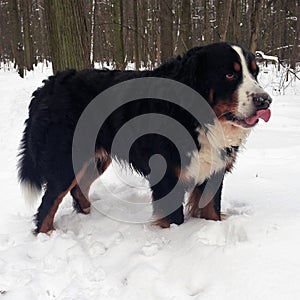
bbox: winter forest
[1,1,300,299]
[0,0,299,76]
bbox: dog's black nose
[253,93,272,110]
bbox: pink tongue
[245,109,271,125]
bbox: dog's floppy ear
[181,47,208,97]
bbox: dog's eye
[226,73,237,80]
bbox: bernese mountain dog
[18,42,272,234]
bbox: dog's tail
[18,119,43,206]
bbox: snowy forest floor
[0,63,300,300]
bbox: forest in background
[0,0,299,77]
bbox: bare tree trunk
[152,1,160,67]
[33,0,50,63]
[44,0,91,73]
[139,0,147,66]
[21,0,34,71]
[231,0,240,43]
[178,0,192,53]
[290,3,299,68]
[123,0,133,63]
[160,0,173,63]
[133,0,140,69]
[113,0,125,69]
[220,0,233,41]
[241,0,249,47]
[249,0,262,53]
[203,0,208,44]
[90,0,96,66]
[8,0,25,77]
[215,0,223,41]
[0,1,12,63]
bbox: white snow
[256,51,279,63]
[0,62,300,300]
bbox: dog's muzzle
[253,93,272,110]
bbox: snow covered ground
[0,62,300,300]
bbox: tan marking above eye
[233,62,241,72]
[251,60,257,72]
[209,89,214,103]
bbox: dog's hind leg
[71,148,111,214]
[71,162,98,215]
[35,163,89,234]
[35,180,77,234]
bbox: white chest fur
[184,120,250,184]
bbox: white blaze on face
[183,46,271,185]
[231,45,265,118]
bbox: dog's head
[183,42,272,129]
